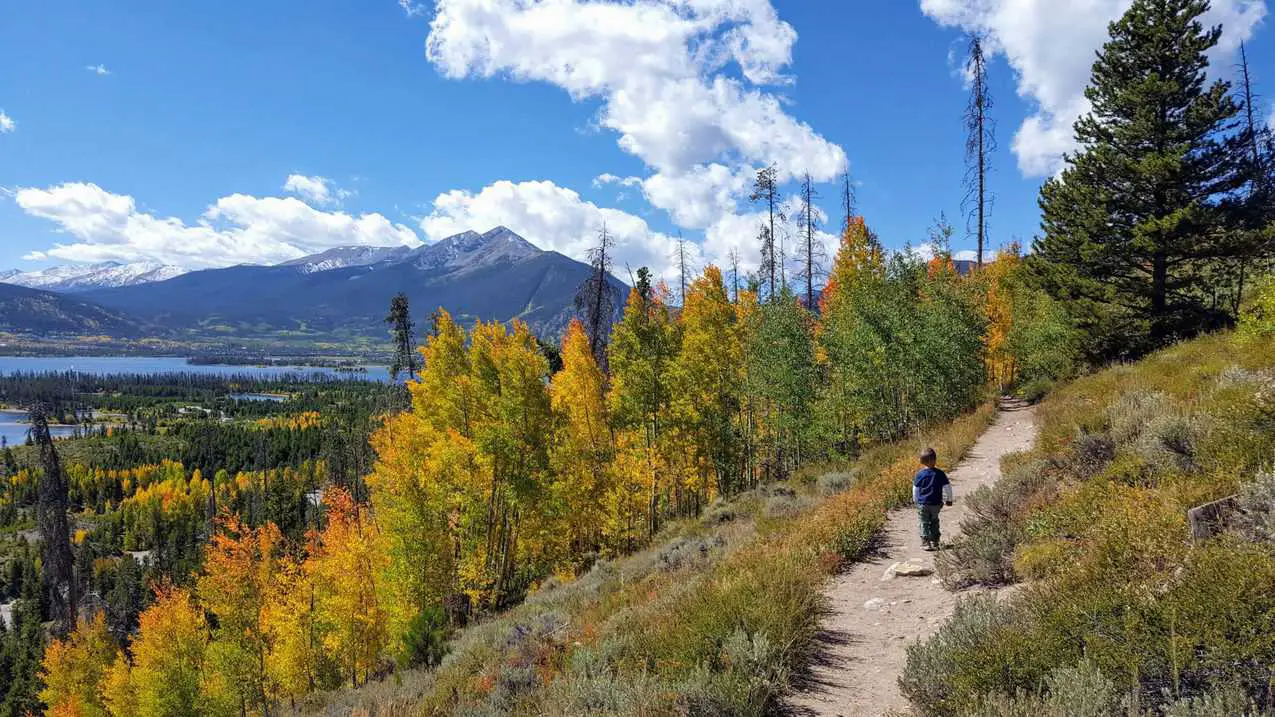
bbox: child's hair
[919,447,937,464]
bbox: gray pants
[918,504,943,544]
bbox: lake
[0,356,391,382]
[0,409,77,448]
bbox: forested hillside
[4,0,1275,715]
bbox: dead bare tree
[963,33,996,267]
[574,224,616,371]
[795,171,826,310]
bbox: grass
[283,401,998,716]
[904,331,1275,716]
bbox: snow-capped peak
[1,262,187,292]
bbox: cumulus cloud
[283,174,352,206]
[0,111,14,133]
[424,0,846,249]
[420,179,695,280]
[14,182,420,269]
[399,0,426,17]
[920,0,1267,176]
[85,64,111,76]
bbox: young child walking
[913,447,953,551]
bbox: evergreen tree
[1030,0,1250,357]
[385,293,421,381]
[750,165,783,299]
[32,406,77,634]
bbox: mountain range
[2,227,625,344]
[0,261,187,292]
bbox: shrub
[1016,377,1054,404]
[1238,276,1275,344]
[1162,682,1262,717]
[399,607,451,669]
[937,457,1053,588]
[1238,470,1275,543]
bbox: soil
[785,401,1039,717]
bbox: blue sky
[0,0,1270,279]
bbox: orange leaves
[39,612,117,717]
[309,487,390,688]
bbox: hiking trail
[786,400,1038,717]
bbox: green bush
[400,606,451,669]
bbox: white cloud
[420,179,694,280]
[593,173,642,189]
[0,111,14,133]
[424,0,846,241]
[14,182,420,269]
[399,0,426,17]
[85,64,111,76]
[921,0,1267,176]
[283,174,352,206]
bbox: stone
[863,598,885,610]
[891,561,934,577]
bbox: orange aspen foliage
[308,487,389,688]
[40,612,117,717]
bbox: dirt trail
[786,402,1038,717]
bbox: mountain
[279,245,415,274]
[80,227,626,341]
[2,261,187,292]
[0,283,153,337]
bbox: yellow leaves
[123,585,211,717]
[821,216,884,317]
[309,487,390,688]
[40,612,117,717]
[252,411,321,431]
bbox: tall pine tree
[385,293,420,381]
[1031,0,1250,357]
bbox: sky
[0,0,1271,281]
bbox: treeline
[0,371,402,424]
[34,209,1077,716]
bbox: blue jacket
[913,467,952,506]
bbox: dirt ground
[785,402,1038,717]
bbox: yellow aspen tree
[107,585,221,717]
[549,319,614,562]
[39,612,117,717]
[308,487,389,688]
[981,244,1022,391]
[263,538,333,701]
[608,269,681,536]
[671,266,744,500]
[196,515,285,715]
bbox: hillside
[0,283,153,338]
[75,227,625,341]
[901,329,1275,715]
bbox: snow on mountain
[280,245,415,274]
[410,226,542,273]
[1,262,187,292]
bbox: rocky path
[786,402,1038,717]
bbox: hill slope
[81,227,625,340]
[0,283,153,337]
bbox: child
[913,447,953,551]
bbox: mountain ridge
[76,227,625,341]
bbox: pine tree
[750,165,783,299]
[385,293,420,381]
[1031,0,1249,356]
[964,33,995,267]
[32,405,77,634]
